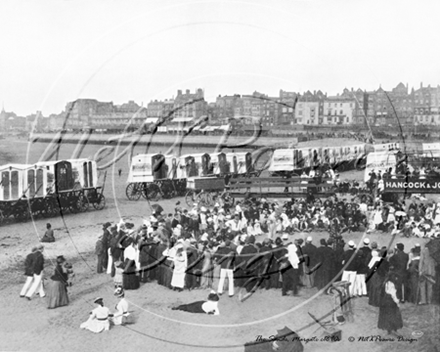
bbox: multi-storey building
[147,98,174,122]
[215,94,241,123]
[340,88,370,125]
[294,90,325,125]
[369,83,413,126]
[62,99,113,128]
[414,83,440,125]
[322,95,356,125]
[173,89,207,123]
[278,90,297,125]
[59,99,148,131]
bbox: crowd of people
[90,194,440,331]
[19,192,440,336]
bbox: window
[11,171,19,199]
[340,110,343,115]
[36,169,44,196]
[1,172,10,200]
[28,169,35,197]
[298,110,303,116]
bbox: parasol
[395,211,407,217]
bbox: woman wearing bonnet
[366,247,389,307]
[46,255,74,309]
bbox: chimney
[420,82,423,88]
[186,89,190,94]
[177,90,182,95]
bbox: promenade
[29,132,362,150]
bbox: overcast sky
[1,0,439,116]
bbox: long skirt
[200,265,213,289]
[46,280,69,309]
[80,318,110,333]
[378,294,403,332]
[162,260,173,289]
[367,275,383,307]
[123,260,140,290]
[172,301,205,314]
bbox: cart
[185,177,233,208]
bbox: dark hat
[56,255,66,264]
[320,239,327,246]
[247,235,256,244]
[224,239,231,247]
[103,222,111,228]
[94,297,103,304]
[396,243,404,251]
[207,293,220,302]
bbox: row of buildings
[1,83,440,133]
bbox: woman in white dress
[170,243,187,291]
[80,298,112,333]
[112,287,130,326]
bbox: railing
[227,176,335,198]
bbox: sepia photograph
[0,1,439,351]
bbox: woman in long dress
[377,271,403,334]
[200,243,213,289]
[407,246,421,304]
[46,256,72,309]
[112,287,131,326]
[366,249,389,307]
[122,238,140,290]
[171,244,187,291]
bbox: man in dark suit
[20,247,37,297]
[302,236,318,288]
[389,243,409,302]
[24,244,45,300]
[237,235,259,292]
[315,239,336,290]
